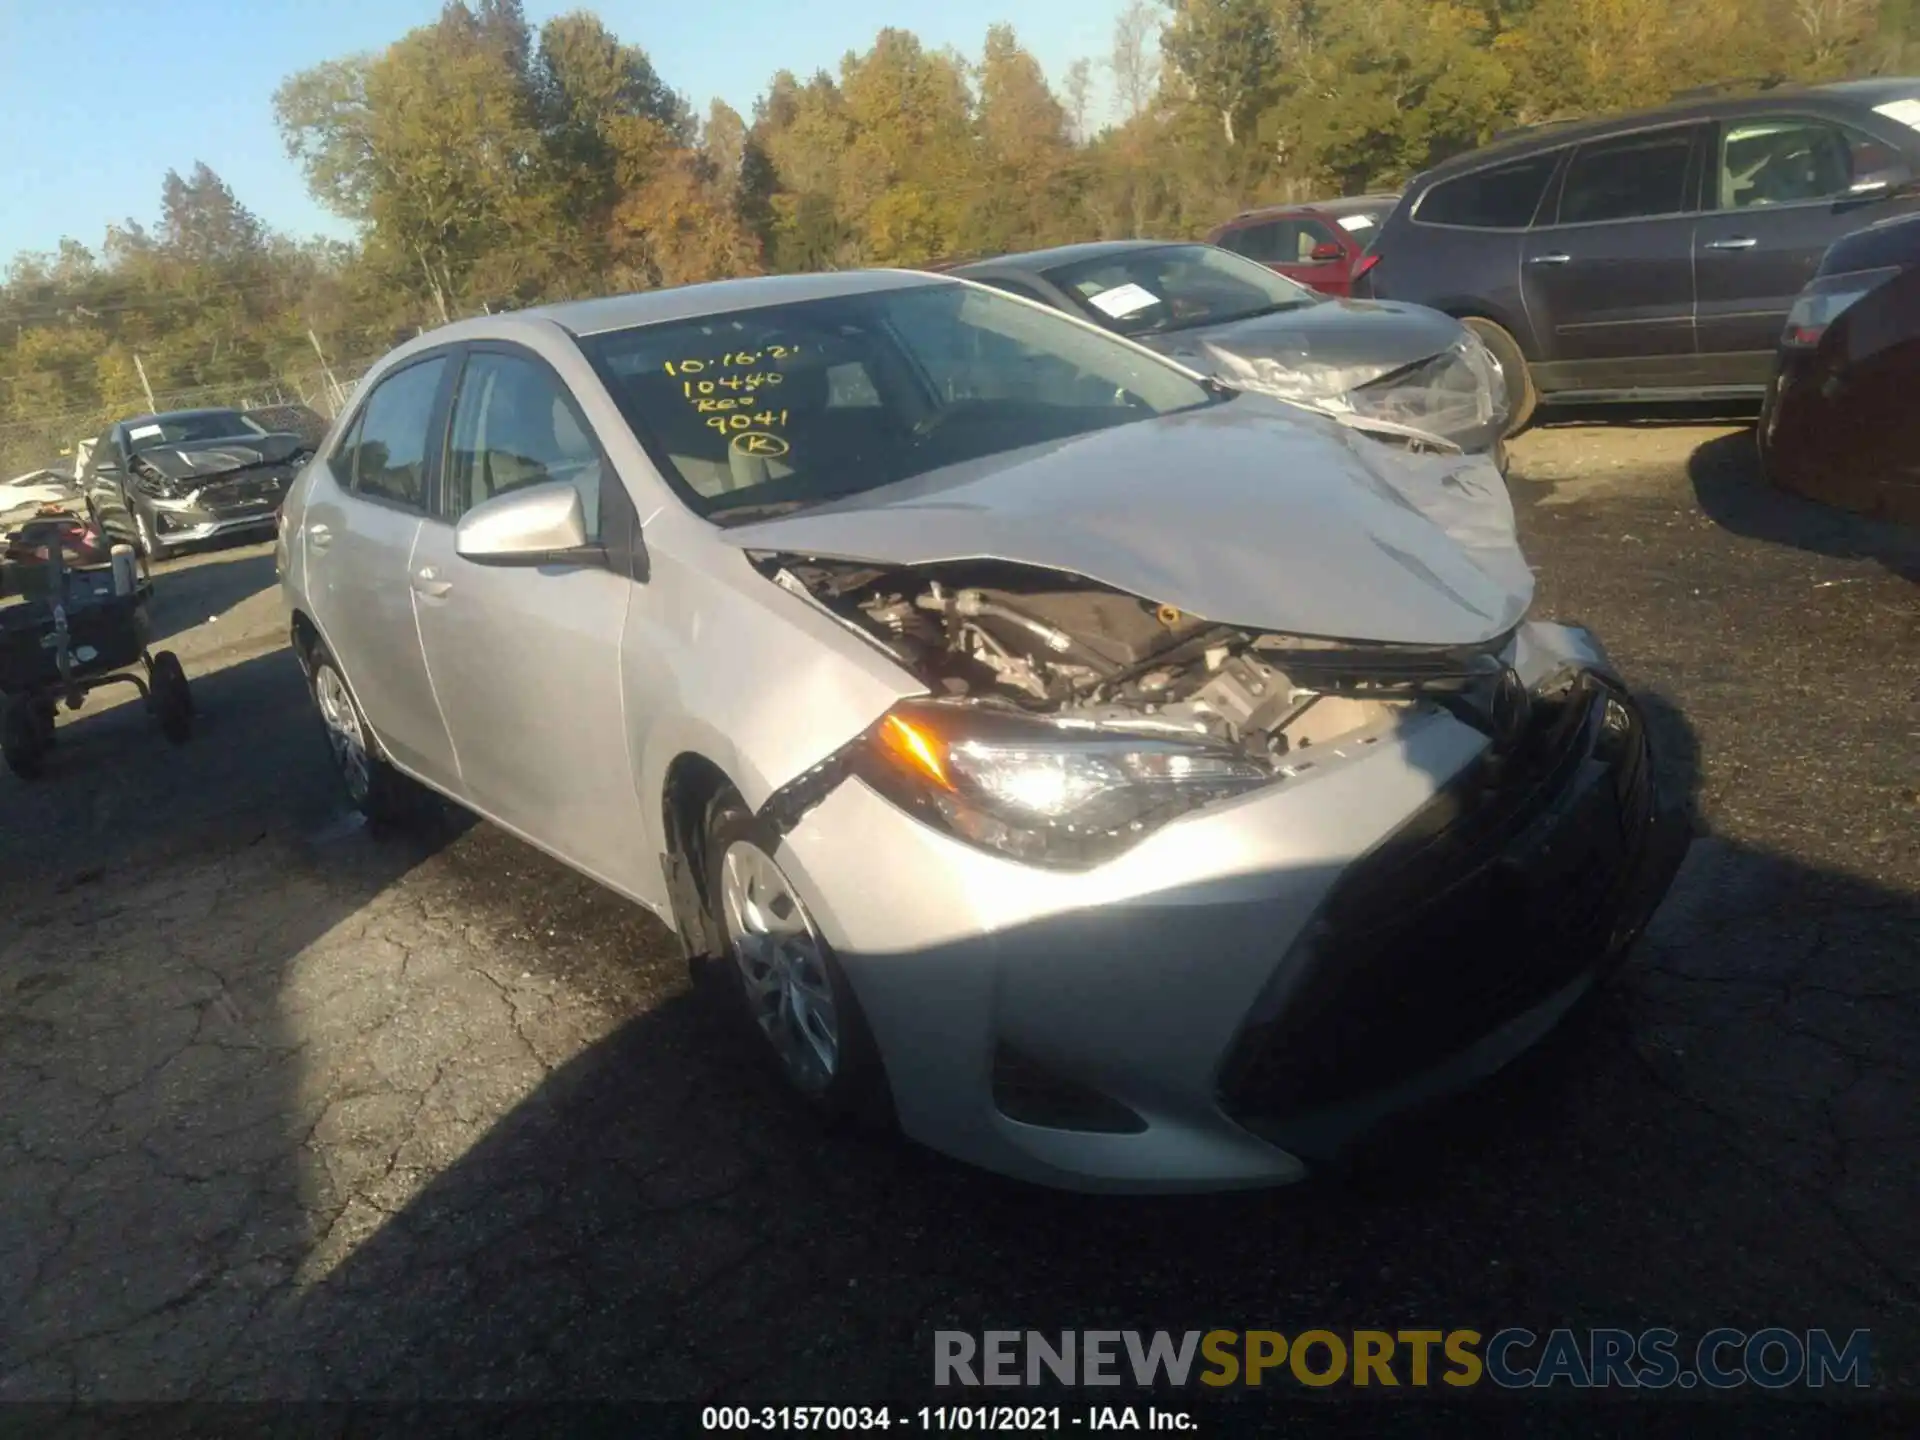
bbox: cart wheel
[151,651,194,744]
[2,700,48,780]
[34,697,57,749]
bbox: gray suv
[1356,79,1920,432]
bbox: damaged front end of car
[750,550,1569,871]
[129,432,312,541]
[1201,332,1509,461]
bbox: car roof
[1221,194,1401,224]
[1418,76,1920,184]
[951,239,1199,277]
[515,269,940,337]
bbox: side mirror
[455,481,605,568]
[1847,164,1913,200]
[1308,241,1345,262]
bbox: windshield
[580,281,1217,525]
[1042,244,1322,338]
[123,411,264,452]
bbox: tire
[703,788,888,1123]
[2,699,48,780]
[134,508,174,564]
[150,650,194,744]
[307,642,419,829]
[1462,316,1538,438]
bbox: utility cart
[0,514,193,779]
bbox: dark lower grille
[1218,675,1654,1123]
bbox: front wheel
[704,789,887,1122]
[134,508,173,564]
[1462,316,1538,438]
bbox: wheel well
[661,753,736,956]
[289,611,320,677]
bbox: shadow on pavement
[1688,429,1920,584]
[217,692,1916,1406]
[145,548,280,646]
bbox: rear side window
[1416,155,1559,229]
[341,358,446,510]
[1557,128,1697,224]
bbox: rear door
[1521,124,1706,391]
[1694,114,1916,383]
[302,353,460,786]
[409,344,646,893]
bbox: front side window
[445,352,602,537]
[1557,129,1697,225]
[1717,119,1892,210]
[344,358,446,510]
[1417,154,1559,229]
[580,281,1215,524]
[1042,244,1320,338]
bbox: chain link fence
[0,359,378,480]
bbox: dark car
[81,408,315,562]
[1759,210,1920,525]
[1355,78,1920,433]
[1207,194,1401,297]
[949,241,1509,457]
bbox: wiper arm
[705,499,817,526]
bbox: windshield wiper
[705,499,820,526]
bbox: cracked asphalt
[0,423,1914,1415]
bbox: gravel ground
[0,423,1914,1418]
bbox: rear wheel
[704,788,887,1122]
[2,700,48,780]
[308,643,419,829]
[150,651,194,744]
[1462,316,1538,438]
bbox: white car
[2,469,79,519]
[278,271,1687,1192]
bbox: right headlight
[859,701,1272,869]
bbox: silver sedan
[278,270,1686,1192]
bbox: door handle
[1527,252,1572,266]
[307,523,332,549]
[1705,236,1757,250]
[411,566,453,599]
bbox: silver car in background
[278,271,1686,1192]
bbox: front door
[1694,115,1914,384]
[410,346,647,897]
[1521,124,1705,392]
[304,353,460,787]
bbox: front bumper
[773,632,1686,1192]
[144,500,282,548]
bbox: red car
[1207,195,1401,298]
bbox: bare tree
[1791,0,1874,68]
[1063,58,1094,143]
[1109,0,1162,124]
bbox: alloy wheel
[313,665,371,806]
[718,839,841,1094]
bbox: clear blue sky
[0,0,1139,266]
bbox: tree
[1063,58,1094,143]
[1160,0,1278,146]
[970,26,1081,252]
[1110,1,1163,123]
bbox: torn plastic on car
[129,432,312,501]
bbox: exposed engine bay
[754,553,1523,768]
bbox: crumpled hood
[133,431,306,483]
[1142,299,1466,398]
[724,400,1532,647]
